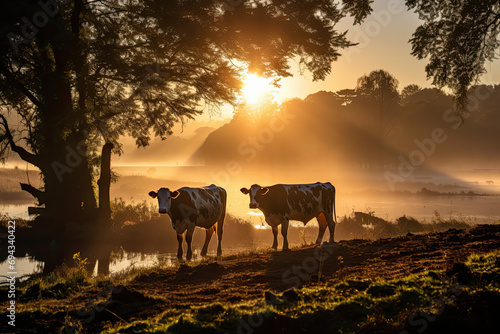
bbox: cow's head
[240,184,269,209]
[148,188,180,214]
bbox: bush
[111,198,160,226]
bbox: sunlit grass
[16,253,111,300]
[101,252,500,333]
[6,244,500,334]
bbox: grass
[10,249,222,302]
[96,251,500,334]
[14,253,113,301]
[335,210,471,241]
[3,247,500,333]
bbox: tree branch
[0,113,40,167]
[0,65,45,111]
[20,183,46,205]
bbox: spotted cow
[148,185,226,260]
[241,183,336,250]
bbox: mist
[109,82,500,229]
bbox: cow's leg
[315,212,328,244]
[216,215,225,257]
[201,226,215,257]
[325,212,336,243]
[186,224,196,261]
[281,220,290,251]
[176,233,184,259]
[271,226,279,250]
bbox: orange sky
[207,0,500,121]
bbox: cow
[240,182,336,250]
[148,184,226,260]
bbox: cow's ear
[240,188,250,194]
[261,187,269,195]
[148,191,157,198]
[171,190,180,199]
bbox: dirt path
[130,224,500,308]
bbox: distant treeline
[386,187,498,197]
[192,81,500,171]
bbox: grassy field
[2,224,500,333]
[107,253,500,334]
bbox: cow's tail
[332,185,337,224]
[217,187,227,257]
[220,187,227,221]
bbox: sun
[241,73,274,104]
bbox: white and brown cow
[241,182,336,250]
[148,185,226,260]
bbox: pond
[0,242,229,284]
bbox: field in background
[2,166,500,223]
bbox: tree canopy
[401,84,423,103]
[355,70,401,137]
[0,0,373,223]
[407,0,500,109]
[1,0,499,224]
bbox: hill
[192,86,500,171]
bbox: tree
[355,70,401,137]
[0,0,373,231]
[233,95,278,124]
[407,0,500,111]
[335,89,357,105]
[401,84,422,99]
[401,84,422,103]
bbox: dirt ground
[4,224,500,333]
[130,224,500,308]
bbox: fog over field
[100,85,500,226]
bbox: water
[0,201,34,220]
[0,257,43,282]
[0,247,199,284]
[3,195,500,223]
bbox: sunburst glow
[241,73,274,104]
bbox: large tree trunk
[4,112,101,233]
[98,143,113,224]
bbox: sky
[8,0,500,167]
[112,0,435,166]
[208,0,500,120]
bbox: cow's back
[171,185,225,229]
[264,183,334,223]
